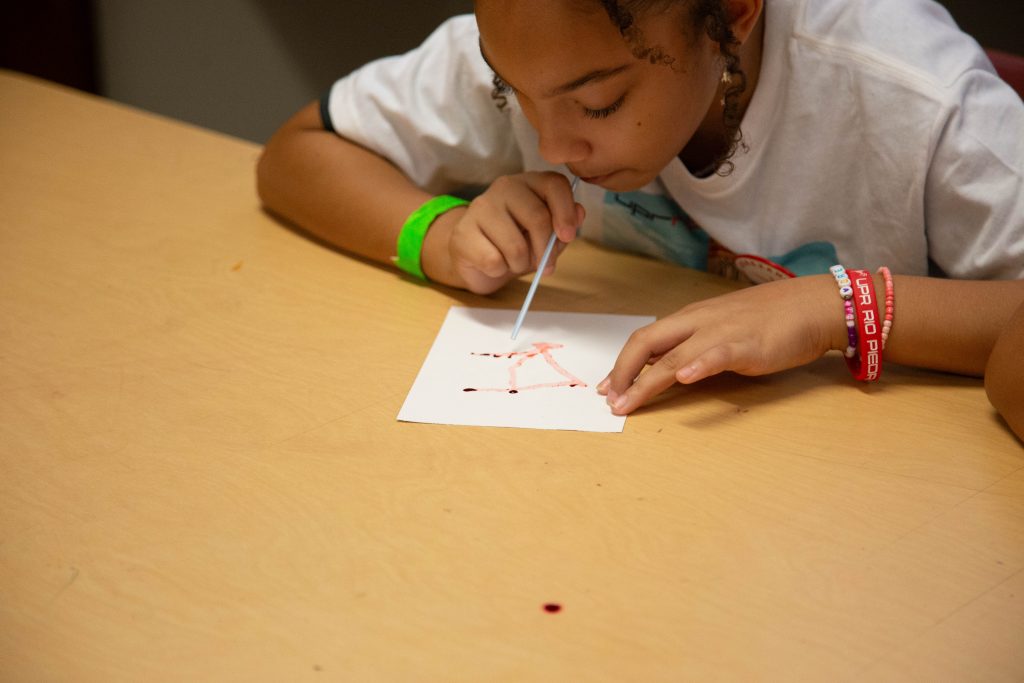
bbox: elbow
[985,371,1024,442]
[255,143,289,218]
[255,100,323,212]
[255,146,274,209]
[986,374,1022,438]
[985,295,1024,442]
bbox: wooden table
[2,70,1022,682]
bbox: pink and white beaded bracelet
[829,265,858,359]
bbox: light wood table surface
[2,70,1022,681]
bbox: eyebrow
[479,41,632,98]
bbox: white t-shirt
[323,0,1024,280]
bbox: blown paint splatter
[463,342,588,394]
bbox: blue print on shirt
[600,191,839,276]
[601,191,710,270]
[770,241,839,276]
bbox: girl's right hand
[422,172,585,294]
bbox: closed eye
[584,95,625,119]
[493,71,625,120]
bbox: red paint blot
[465,343,588,394]
[543,603,562,613]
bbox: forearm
[256,101,432,266]
[831,275,1024,377]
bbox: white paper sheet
[397,307,655,432]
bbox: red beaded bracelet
[847,269,883,381]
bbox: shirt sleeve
[924,67,1024,279]
[323,15,524,195]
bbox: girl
[257,0,1024,436]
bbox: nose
[535,115,590,167]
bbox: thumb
[557,203,586,242]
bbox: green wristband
[394,195,469,280]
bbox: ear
[725,0,763,45]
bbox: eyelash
[583,96,625,120]
[491,74,625,120]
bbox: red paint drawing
[463,342,588,394]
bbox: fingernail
[596,377,610,394]
[677,365,697,383]
[611,394,630,414]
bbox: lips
[576,171,617,185]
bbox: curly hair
[490,0,748,176]
[600,0,747,174]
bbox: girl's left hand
[598,274,844,415]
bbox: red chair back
[986,48,1024,99]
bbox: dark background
[2,0,1021,143]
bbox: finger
[597,348,658,397]
[506,200,556,270]
[542,240,570,275]
[476,176,548,271]
[525,172,579,242]
[608,351,688,415]
[484,176,555,269]
[477,211,533,274]
[456,223,513,279]
[679,338,768,383]
[605,319,694,396]
[614,342,745,417]
[675,344,734,384]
